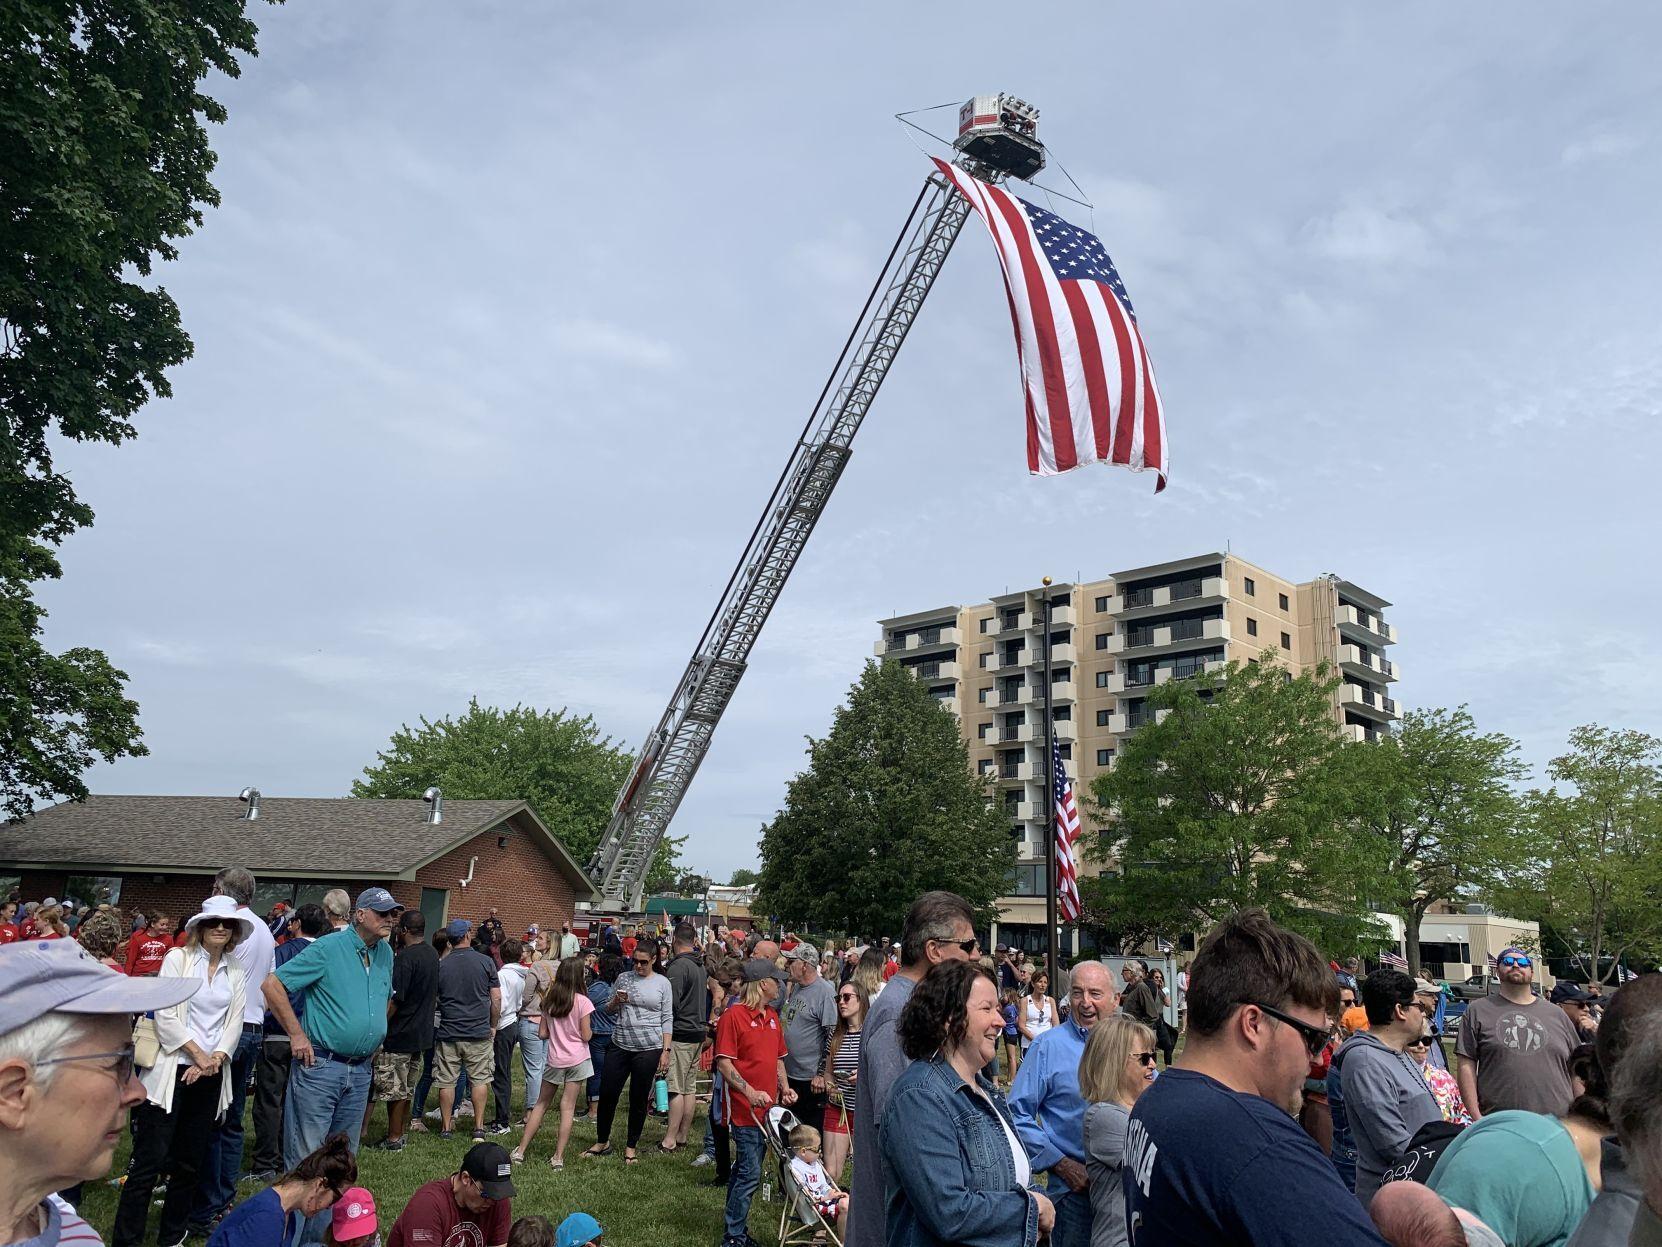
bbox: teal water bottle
[653,1074,670,1113]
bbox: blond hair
[1078,1014,1154,1106]
[741,978,772,1010]
[788,1123,821,1152]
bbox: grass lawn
[76,1067,800,1247]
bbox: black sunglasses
[1252,1002,1332,1058]
[197,918,236,931]
[932,936,980,955]
[1132,1051,1157,1066]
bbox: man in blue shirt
[1010,960,1119,1247]
[263,887,400,1245]
[251,901,326,1181]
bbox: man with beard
[1009,960,1119,1247]
[1123,910,1386,1246]
[1456,947,1579,1119]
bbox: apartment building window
[1244,577,1256,596]
[978,687,990,704]
[1246,617,1258,637]
[978,759,994,774]
[1279,592,1290,611]
[1051,666,1071,683]
[977,722,991,740]
[979,618,992,634]
[1096,671,1110,688]
[1052,705,1072,721]
[1094,595,1109,612]
[1049,630,1069,646]
[1096,749,1112,766]
[1059,743,1072,760]
[978,653,991,669]
[1096,709,1111,727]
[1095,633,1109,650]
[1281,631,1292,650]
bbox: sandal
[549,1158,564,1171]
[509,1149,524,1164]
[658,1142,679,1153]
[624,1150,639,1165]
[581,1145,613,1159]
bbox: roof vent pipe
[238,787,261,820]
[422,786,443,824]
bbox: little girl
[1000,989,1022,1083]
[787,1124,848,1237]
[513,956,595,1168]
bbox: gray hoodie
[1333,1029,1442,1208]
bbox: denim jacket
[879,1054,1041,1247]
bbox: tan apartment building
[875,551,1399,956]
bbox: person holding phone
[582,939,671,1164]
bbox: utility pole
[1040,576,1059,982]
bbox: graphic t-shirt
[715,1001,789,1128]
[790,1156,837,1204]
[0,923,20,945]
[1456,995,1580,1116]
[781,975,837,1080]
[545,993,595,1067]
[386,1179,510,1247]
[1123,1067,1387,1246]
[125,931,174,977]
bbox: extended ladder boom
[589,169,973,909]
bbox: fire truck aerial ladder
[588,95,1046,911]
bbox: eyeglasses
[838,992,859,1002]
[932,936,980,955]
[35,1043,137,1085]
[1498,954,1532,969]
[1132,1051,1157,1066]
[197,918,235,931]
[1251,1003,1332,1058]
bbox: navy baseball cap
[354,887,402,913]
[1549,981,1593,1004]
[446,918,472,941]
[0,940,200,1037]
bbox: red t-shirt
[0,924,18,945]
[387,1179,510,1247]
[714,1001,789,1128]
[125,931,174,977]
[881,960,899,981]
[621,936,637,958]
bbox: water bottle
[653,1074,670,1113]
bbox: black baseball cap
[1549,981,1594,1005]
[461,1142,517,1199]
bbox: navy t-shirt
[1123,1068,1386,1246]
[207,1187,294,1247]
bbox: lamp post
[1040,577,1059,982]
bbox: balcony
[1049,678,1077,704]
[1337,604,1395,646]
[998,762,1035,784]
[874,625,961,657]
[1338,644,1398,684]
[910,660,960,683]
[993,684,1032,708]
[1339,683,1400,721]
[1344,722,1388,744]
[1121,616,1231,656]
[998,613,1031,635]
[1005,801,1037,821]
[1116,577,1227,620]
[997,650,1028,671]
[1046,604,1077,628]
[999,724,1034,744]
[1053,719,1078,742]
[933,696,960,717]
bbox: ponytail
[281,1131,357,1189]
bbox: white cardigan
[139,945,246,1118]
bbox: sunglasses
[932,936,980,955]
[838,992,859,1002]
[633,958,653,965]
[1406,1039,1430,1049]
[1132,1051,1157,1066]
[1252,1002,1332,1058]
[1499,954,1532,968]
[197,918,236,931]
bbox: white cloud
[1561,127,1644,166]
[551,317,679,370]
[1302,201,1434,266]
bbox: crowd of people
[4,871,1662,1247]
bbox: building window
[1051,666,1071,683]
[1279,592,1290,611]
[1052,705,1072,721]
[1281,631,1292,650]
[979,618,991,634]
[1244,577,1256,596]
[1096,709,1110,726]
[977,722,991,739]
[1094,594,1109,612]
[1059,743,1072,760]
[1096,671,1110,688]
[1095,633,1109,650]
[978,653,991,669]
[1096,749,1111,765]
[978,758,994,774]
[978,687,990,704]
[1246,617,1258,637]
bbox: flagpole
[1041,577,1060,984]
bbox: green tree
[727,868,760,887]
[1084,656,1391,952]
[755,660,1015,936]
[1499,726,1662,983]
[1346,706,1527,976]
[352,700,634,870]
[1,1,274,813]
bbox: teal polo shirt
[273,925,394,1058]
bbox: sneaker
[424,1108,442,1121]
[487,1124,511,1136]
[455,1103,475,1119]
[690,1153,713,1168]
[409,1120,429,1134]
[439,1130,454,1141]
[471,1130,486,1143]
[375,1139,406,1152]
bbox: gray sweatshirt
[609,968,673,1053]
[1333,1030,1442,1208]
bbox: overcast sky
[40,3,1662,882]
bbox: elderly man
[847,892,979,1247]
[781,941,836,1134]
[264,887,400,1244]
[0,940,200,1247]
[1456,946,1580,1118]
[1009,961,1119,1247]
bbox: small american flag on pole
[934,158,1168,490]
[1053,740,1082,923]
[1380,949,1409,970]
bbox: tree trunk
[1405,908,1423,978]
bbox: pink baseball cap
[332,1188,377,1240]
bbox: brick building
[0,793,594,938]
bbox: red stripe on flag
[1061,282,1114,461]
[1135,325,1166,491]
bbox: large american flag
[935,158,1168,490]
[1380,949,1410,970]
[1053,740,1082,923]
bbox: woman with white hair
[112,896,252,1247]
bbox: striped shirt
[43,1196,104,1247]
[832,1027,862,1096]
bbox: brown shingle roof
[0,795,586,887]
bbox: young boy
[787,1124,848,1237]
[552,1213,603,1247]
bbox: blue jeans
[724,1124,767,1241]
[1050,1188,1092,1247]
[519,1019,546,1112]
[587,1031,611,1101]
[191,1026,261,1225]
[283,1055,372,1245]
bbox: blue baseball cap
[555,1213,603,1247]
[354,887,402,914]
[446,918,472,941]
[0,940,200,1037]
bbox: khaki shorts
[433,1038,494,1088]
[372,1049,421,1102]
[667,1039,704,1095]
